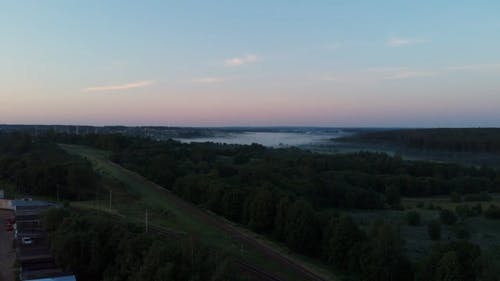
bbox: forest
[41,208,243,281]
[53,132,500,280]
[2,131,500,280]
[340,128,500,153]
[0,132,99,200]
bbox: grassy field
[347,196,500,262]
[60,144,338,281]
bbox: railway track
[233,260,284,281]
[148,225,286,281]
[148,224,186,240]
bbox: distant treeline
[341,128,500,153]
[45,133,500,280]
[0,132,99,200]
[42,208,242,281]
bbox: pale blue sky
[1,1,500,126]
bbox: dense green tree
[246,187,275,232]
[416,241,483,281]
[450,192,462,203]
[435,251,463,281]
[440,209,458,225]
[360,223,413,281]
[428,220,441,241]
[221,189,246,222]
[45,210,237,281]
[284,200,320,255]
[273,196,292,240]
[453,223,470,239]
[406,210,421,226]
[385,185,401,207]
[484,204,500,219]
[328,216,366,270]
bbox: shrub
[406,211,421,226]
[428,220,441,241]
[453,223,470,239]
[450,192,462,203]
[455,205,469,218]
[484,205,500,220]
[464,192,492,202]
[440,209,458,225]
[455,204,482,218]
[471,204,483,215]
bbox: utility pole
[109,190,112,210]
[145,209,149,233]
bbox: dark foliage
[406,211,421,226]
[484,205,500,219]
[415,241,497,281]
[0,133,99,200]
[440,209,458,225]
[342,128,500,153]
[428,220,442,241]
[42,208,241,281]
[28,132,500,280]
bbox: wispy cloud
[83,80,155,92]
[366,67,437,80]
[320,67,437,83]
[224,54,258,67]
[366,67,408,73]
[447,64,500,71]
[384,71,437,80]
[321,61,500,84]
[387,37,425,47]
[192,77,226,83]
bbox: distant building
[23,274,76,281]
[11,200,55,211]
[13,200,76,281]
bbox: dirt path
[0,210,15,281]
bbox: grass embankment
[61,144,337,281]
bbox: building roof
[26,278,76,281]
[12,200,55,208]
[23,272,76,281]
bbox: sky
[1,1,500,127]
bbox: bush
[428,220,441,241]
[463,192,492,202]
[471,204,483,215]
[455,204,482,218]
[440,209,458,225]
[453,223,470,239]
[406,211,421,226]
[416,241,483,281]
[484,205,500,220]
[450,192,462,203]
